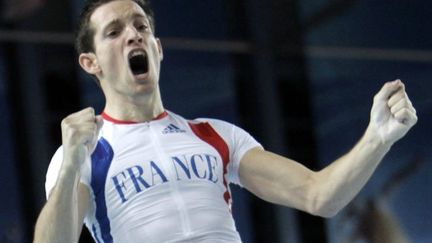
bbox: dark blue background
[0,0,430,242]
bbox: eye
[136,23,148,32]
[132,16,150,32]
[107,29,120,38]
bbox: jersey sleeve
[45,146,92,199]
[198,118,263,187]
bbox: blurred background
[0,0,431,242]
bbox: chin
[133,82,157,95]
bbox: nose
[126,26,143,45]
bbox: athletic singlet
[45,110,261,243]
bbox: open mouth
[128,50,148,76]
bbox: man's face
[87,0,162,97]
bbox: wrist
[364,124,393,151]
[62,144,88,167]
[59,148,85,183]
[55,161,81,192]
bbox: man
[33,0,418,242]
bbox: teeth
[129,50,146,58]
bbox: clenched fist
[368,80,417,145]
[61,107,104,170]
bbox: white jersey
[45,110,261,243]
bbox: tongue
[129,54,148,75]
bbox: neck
[104,89,165,123]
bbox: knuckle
[61,117,72,128]
[374,94,381,102]
[387,99,392,107]
[85,107,95,114]
[61,118,67,126]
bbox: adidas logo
[162,124,186,134]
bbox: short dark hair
[75,0,155,55]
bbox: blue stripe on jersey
[92,224,102,243]
[91,137,114,243]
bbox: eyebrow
[102,19,121,32]
[101,13,148,32]
[131,13,147,21]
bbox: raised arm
[239,80,417,217]
[34,108,103,242]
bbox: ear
[78,52,101,75]
[156,38,163,61]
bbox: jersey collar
[101,111,168,124]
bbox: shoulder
[167,111,234,130]
[193,117,235,130]
[167,111,252,138]
[190,118,240,139]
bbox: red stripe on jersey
[188,122,231,206]
[102,111,168,124]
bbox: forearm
[312,127,392,217]
[34,164,81,243]
[241,81,416,218]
